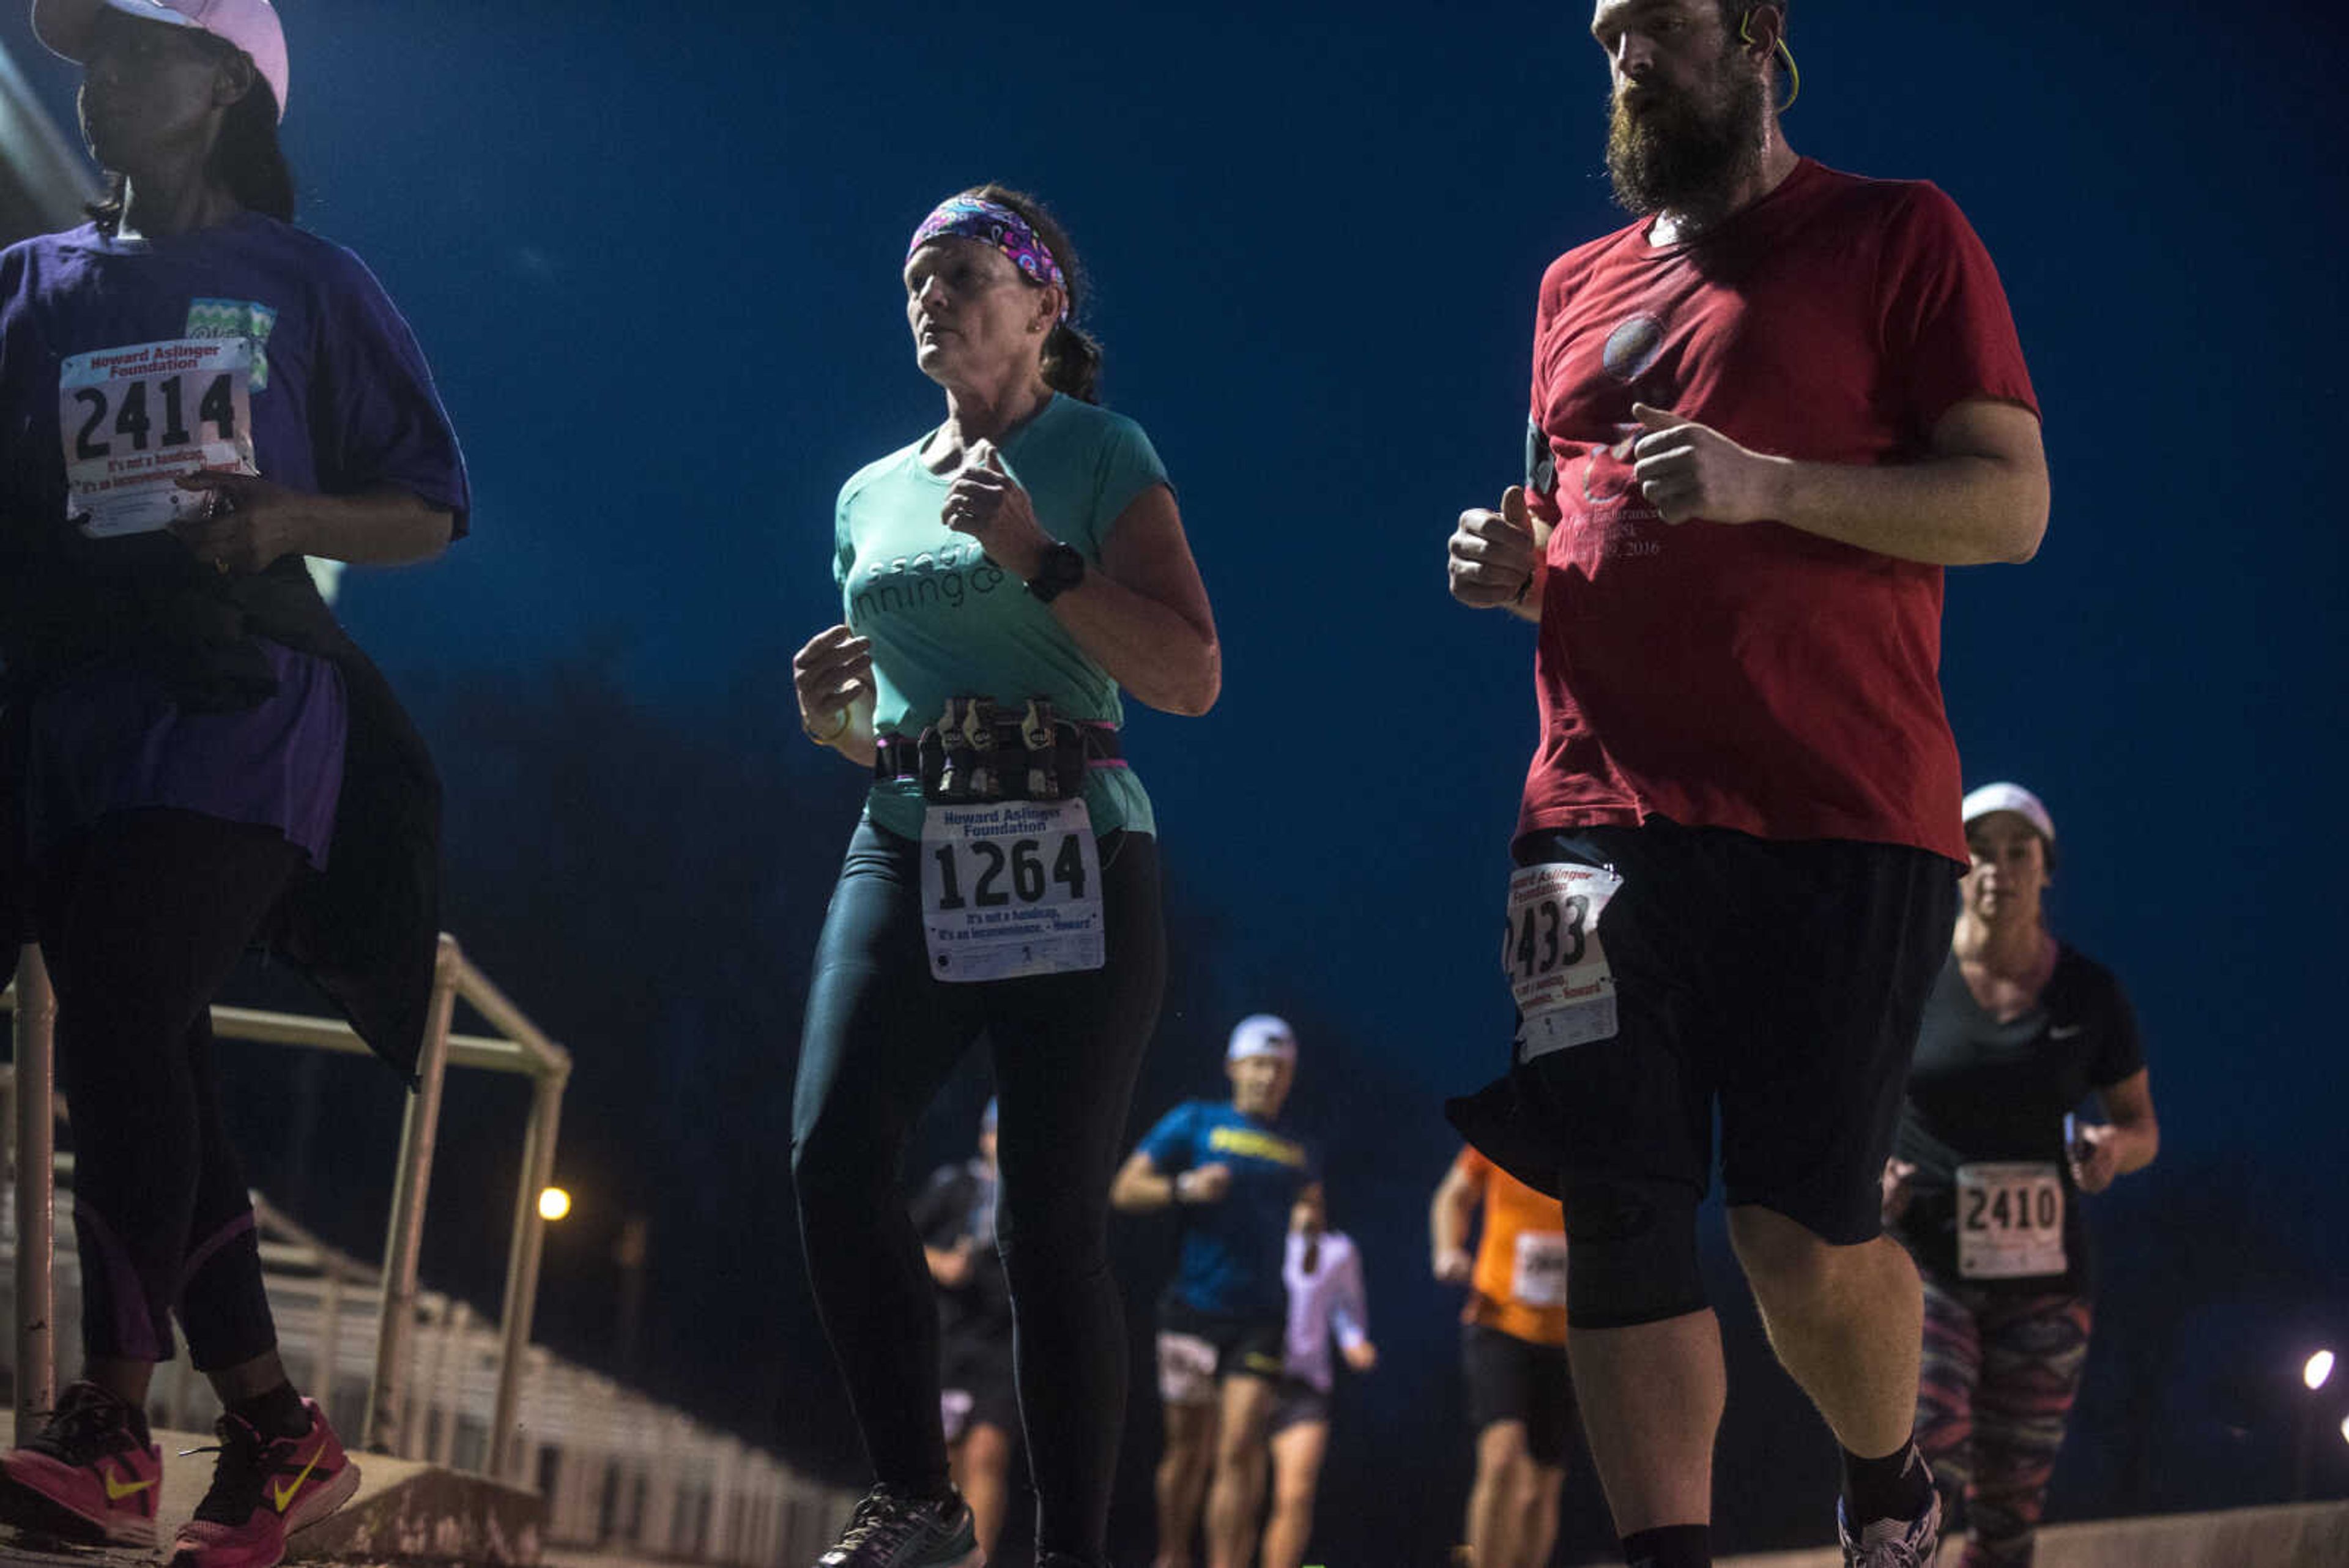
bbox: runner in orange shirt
[1431,1148,1578,1568]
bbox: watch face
[1032,543,1085,600]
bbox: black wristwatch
[1026,541,1086,604]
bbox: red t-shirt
[1517,159,2038,863]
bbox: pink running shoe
[167,1397,360,1568]
[0,1379,165,1547]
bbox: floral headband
[906,196,1069,321]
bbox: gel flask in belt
[935,698,969,800]
[1021,698,1060,800]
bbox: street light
[539,1186,573,1223]
[2298,1347,2343,1500]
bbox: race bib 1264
[60,336,254,538]
[920,798,1104,983]
[1506,863,1625,1061]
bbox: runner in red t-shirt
[1442,6,2047,1567]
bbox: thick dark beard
[1605,49,1768,227]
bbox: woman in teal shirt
[789,185,1218,1568]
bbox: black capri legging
[792,819,1164,1559]
[33,807,297,1373]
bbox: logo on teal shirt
[850,540,1008,624]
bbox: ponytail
[963,184,1104,404]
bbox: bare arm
[2076,1069,2158,1192]
[1628,398,2050,567]
[948,450,1220,716]
[1331,1249,1376,1369]
[1041,484,1220,715]
[1112,1148,1230,1213]
[172,476,456,571]
[1430,1162,1479,1280]
[1111,1150,1178,1213]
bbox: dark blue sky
[7,0,2345,1541]
[149,0,2339,1153]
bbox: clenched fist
[1629,403,1788,526]
[1449,485,1541,609]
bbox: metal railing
[4,933,569,1481]
[0,1132,856,1564]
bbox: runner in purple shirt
[0,4,466,1566]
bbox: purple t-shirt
[0,213,469,866]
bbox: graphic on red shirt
[1516,159,2038,864]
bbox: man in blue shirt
[1113,1016,1319,1568]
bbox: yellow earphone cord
[1741,10,1803,113]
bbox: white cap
[1226,1014,1297,1065]
[34,0,291,122]
[1961,782,2056,846]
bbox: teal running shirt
[834,393,1167,839]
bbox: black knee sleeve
[1559,1170,1707,1330]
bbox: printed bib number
[1512,1230,1570,1309]
[59,338,255,538]
[921,798,1104,982]
[1956,1162,2067,1280]
[1505,863,1625,1061]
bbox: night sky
[4,0,2345,1559]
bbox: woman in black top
[1882,783,2158,1568]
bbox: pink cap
[32,0,290,121]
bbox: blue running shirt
[1138,1101,1319,1321]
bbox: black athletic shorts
[1266,1377,1331,1438]
[1461,1322,1576,1468]
[1449,819,1957,1246]
[1156,1297,1286,1405]
[940,1334,1019,1445]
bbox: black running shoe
[814,1485,981,1567]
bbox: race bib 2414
[59,336,254,538]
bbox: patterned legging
[1913,1272,2093,1568]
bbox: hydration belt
[873,697,1121,803]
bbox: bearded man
[1442,4,2047,1566]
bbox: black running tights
[792,821,1164,1560]
[33,808,297,1371]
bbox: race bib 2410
[1956,1162,2068,1280]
